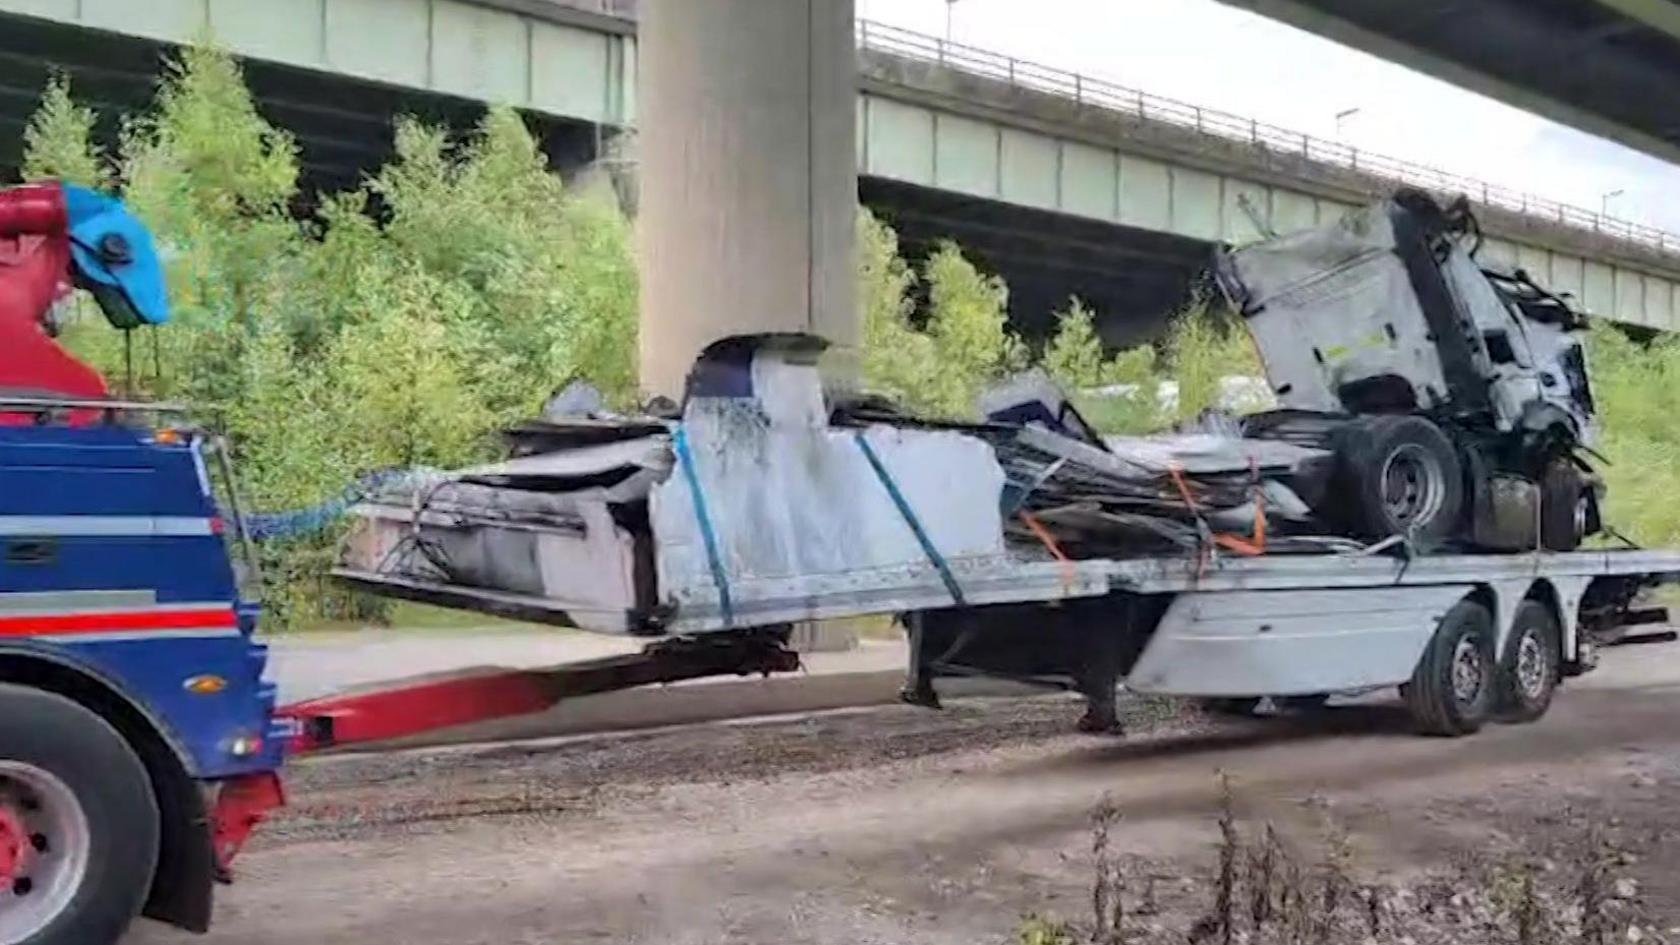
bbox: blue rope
[672,426,734,627]
[246,467,436,541]
[852,431,965,606]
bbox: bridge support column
[638,0,858,401]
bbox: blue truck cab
[0,406,285,945]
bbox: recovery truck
[0,178,1676,945]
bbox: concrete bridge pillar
[638,0,858,401]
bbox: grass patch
[285,601,560,636]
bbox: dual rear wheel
[1204,598,1561,737]
[1404,598,1560,736]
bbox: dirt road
[130,646,1680,944]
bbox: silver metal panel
[662,557,1112,634]
[1126,584,1473,696]
[1219,201,1447,414]
[1104,548,1680,594]
[652,419,1008,612]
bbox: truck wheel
[0,685,159,945]
[1540,462,1589,552]
[1404,599,1497,736]
[1497,600,1561,723]
[1337,416,1465,549]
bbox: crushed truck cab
[1216,189,1600,551]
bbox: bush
[1585,323,1680,547]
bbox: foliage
[21,73,109,190]
[1163,298,1262,424]
[23,49,636,627]
[1043,297,1163,434]
[1585,323,1680,547]
[855,216,1025,418]
[857,209,940,407]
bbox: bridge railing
[856,19,1678,255]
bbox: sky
[856,0,1680,233]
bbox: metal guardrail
[856,19,1680,255]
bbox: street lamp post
[1334,107,1361,138]
[1601,188,1625,218]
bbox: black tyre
[1335,415,1465,549]
[1540,461,1590,552]
[1497,600,1561,723]
[0,684,159,945]
[1404,599,1497,736]
[1201,697,1261,717]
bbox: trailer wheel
[1404,599,1497,736]
[0,685,158,945]
[1497,600,1561,723]
[1540,462,1589,552]
[1337,416,1465,549]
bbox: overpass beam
[638,0,858,400]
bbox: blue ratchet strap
[672,426,734,627]
[852,431,966,606]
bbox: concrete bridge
[4,0,1679,340]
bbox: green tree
[1043,297,1163,433]
[856,209,939,406]
[1164,300,1262,422]
[920,241,1025,416]
[21,72,110,189]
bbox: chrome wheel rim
[1380,444,1446,531]
[1451,636,1486,706]
[1515,631,1549,701]
[0,763,90,945]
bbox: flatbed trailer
[335,542,1680,733]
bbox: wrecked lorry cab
[1214,188,1599,551]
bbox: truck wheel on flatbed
[0,685,159,945]
[1540,461,1589,552]
[1404,599,1497,736]
[1497,600,1561,723]
[1336,415,1465,549]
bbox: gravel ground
[127,646,1680,945]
